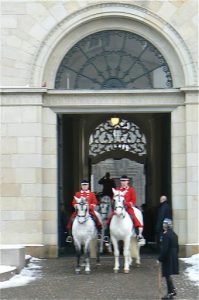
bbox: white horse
[110,189,144,273]
[98,195,112,253]
[72,196,100,274]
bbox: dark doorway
[57,113,171,255]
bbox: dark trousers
[165,275,175,294]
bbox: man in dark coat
[98,172,116,198]
[158,218,179,299]
[156,195,172,242]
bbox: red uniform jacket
[72,190,98,210]
[116,186,137,207]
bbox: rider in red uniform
[107,175,144,240]
[66,180,102,242]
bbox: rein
[114,194,126,218]
[76,201,90,224]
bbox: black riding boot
[104,226,110,243]
[66,228,73,243]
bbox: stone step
[0,245,25,273]
[0,265,17,282]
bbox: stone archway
[31,3,196,88]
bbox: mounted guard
[71,196,100,274]
[66,179,102,242]
[107,175,144,242]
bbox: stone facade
[1,0,198,257]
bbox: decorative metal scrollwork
[55,30,172,89]
[89,119,147,156]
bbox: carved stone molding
[30,2,196,87]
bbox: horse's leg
[84,240,91,274]
[135,243,141,267]
[111,236,120,273]
[131,237,141,267]
[99,226,104,253]
[96,238,101,265]
[123,236,131,273]
[74,242,81,274]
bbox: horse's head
[99,195,111,221]
[74,196,89,223]
[112,188,126,217]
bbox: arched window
[89,118,147,157]
[55,30,172,89]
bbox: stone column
[171,105,187,255]
[184,88,199,256]
[42,107,57,257]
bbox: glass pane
[55,30,172,89]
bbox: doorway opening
[57,113,171,255]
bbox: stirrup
[66,236,73,243]
[97,233,102,240]
[137,235,146,246]
[103,236,110,243]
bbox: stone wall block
[42,184,56,198]
[2,183,21,197]
[43,108,56,125]
[12,154,41,168]
[171,136,185,154]
[7,124,42,137]
[43,221,57,234]
[17,137,42,154]
[42,169,56,184]
[1,137,17,154]
[172,195,186,210]
[2,168,16,183]
[1,197,42,211]
[21,184,42,197]
[43,198,57,211]
[15,168,37,183]
[43,137,56,154]
[42,155,57,168]
[172,167,186,183]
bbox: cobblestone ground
[1,251,198,300]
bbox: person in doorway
[98,172,116,198]
[66,180,102,242]
[156,195,172,243]
[107,175,144,241]
[158,218,179,299]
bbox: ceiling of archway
[55,30,172,90]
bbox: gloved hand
[124,201,132,208]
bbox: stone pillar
[1,93,43,248]
[171,105,187,254]
[42,107,58,257]
[184,88,199,256]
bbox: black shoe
[66,235,73,243]
[171,289,177,296]
[161,294,174,299]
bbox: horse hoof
[85,270,90,275]
[114,269,119,273]
[136,263,141,268]
[75,270,80,274]
[124,269,130,274]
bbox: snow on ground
[0,254,198,289]
[180,253,199,286]
[0,257,42,289]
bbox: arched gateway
[1,2,198,259]
[41,4,197,257]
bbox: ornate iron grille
[55,30,172,89]
[89,119,147,156]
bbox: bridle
[113,193,126,218]
[76,198,90,224]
